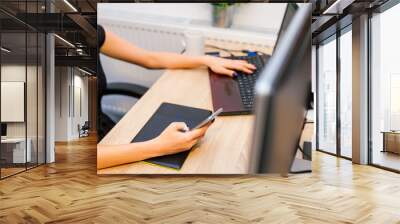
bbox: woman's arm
[97,140,160,170]
[100,30,256,77]
[97,122,210,169]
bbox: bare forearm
[100,29,211,70]
[145,52,211,70]
[97,140,162,169]
[100,30,152,67]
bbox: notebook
[131,102,212,170]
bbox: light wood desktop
[98,46,272,174]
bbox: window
[316,25,353,159]
[0,1,47,179]
[370,2,400,171]
[339,28,352,158]
[317,36,337,155]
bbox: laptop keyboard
[231,55,266,110]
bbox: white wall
[72,74,89,138]
[1,65,31,138]
[98,3,286,33]
[54,67,89,141]
[1,64,46,163]
[233,3,287,33]
[1,82,25,123]
[54,67,69,141]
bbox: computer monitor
[1,123,7,137]
[248,4,312,174]
[273,3,298,52]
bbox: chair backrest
[82,121,90,129]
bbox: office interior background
[315,0,400,172]
[0,0,399,222]
[0,0,97,179]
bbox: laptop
[209,54,269,115]
[209,4,297,115]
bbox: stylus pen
[179,127,190,133]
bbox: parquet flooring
[1,167,25,178]
[1,134,400,223]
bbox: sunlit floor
[372,150,400,171]
[0,162,44,179]
[0,167,25,178]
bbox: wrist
[199,55,212,67]
[145,138,165,157]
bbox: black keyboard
[231,54,267,110]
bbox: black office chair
[78,121,90,138]
[97,70,149,141]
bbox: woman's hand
[97,122,211,169]
[203,55,256,77]
[151,122,211,156]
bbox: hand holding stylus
[97,121,211,169]
[151,122,211,156]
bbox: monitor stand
[290,158,312,173]
[287,116,312,174]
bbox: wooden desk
[98,42,273,174]
[98,67,258,174]
[381,131,400,154]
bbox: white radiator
[99,19,185,88]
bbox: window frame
[315,23,353,160]
[0,0,48,180]
[367,0,400,173]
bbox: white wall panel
[1,82,25,122]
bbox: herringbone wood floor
[1,135,400,223]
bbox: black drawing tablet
[131,102,212,170]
